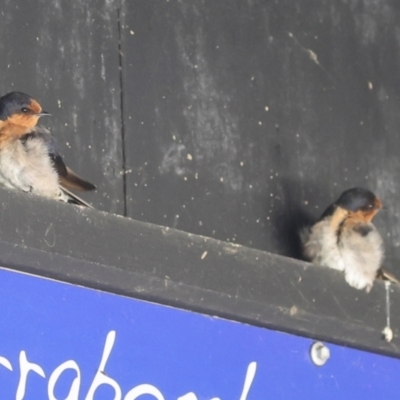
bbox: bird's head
[0,92,50,128]
[335,187,382,222]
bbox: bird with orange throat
[301,187,384,292]
[0,91,95,207]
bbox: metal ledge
[0,187,398,357]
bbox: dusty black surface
[120,0,400,272]
[0,0,123,213]
[2,1,400,270]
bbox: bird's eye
[368,204,374,209]
[21,107,29,113]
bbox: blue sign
[0,267,399,399]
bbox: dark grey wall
[0,0,123,213]
[2,1,400,272]
[120,0,400,274]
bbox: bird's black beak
[37,111,51,117]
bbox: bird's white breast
[0,137,64,199]
[301,220,345,271]
[338,223,383,290]
[302,217,383,291]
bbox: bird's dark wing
[318,203,336,220]
[59,167,96,192]
[32,126,96,192]
[60,186,95,209]
[377,268,400,285]
[51,153,69,178]
[26,126,68,176]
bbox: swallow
[300,187,384,292]
[0,91,95,207]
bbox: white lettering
[17,351,45,400]
[48,360,81,400]
[0,331,257,399]
[124,384,165,400]
[85,330,122,400]
[180,393,222,400]
[239,362,257,400]
[178,393,199,400]
[0,356,12,371]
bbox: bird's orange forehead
[350,201,382,223]
[29,99,42,114]
[375,197,383,209]
[353,209,379,223]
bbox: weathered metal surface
[0,187,398,357]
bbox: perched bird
[0,91,95,207]
[300,187,384,292]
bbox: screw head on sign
[310,341,330,366]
